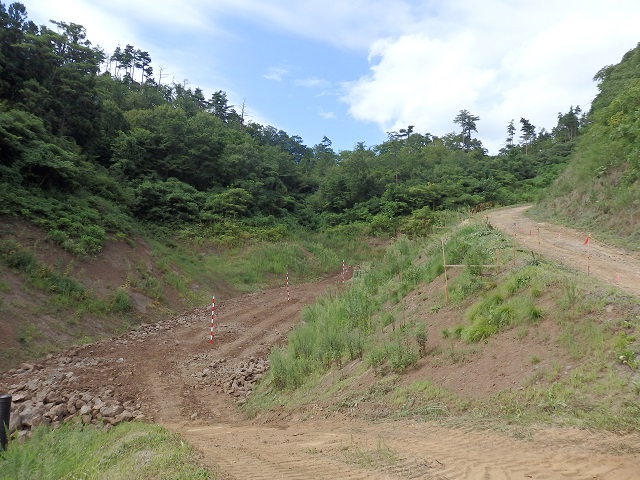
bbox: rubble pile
[222,357,269,401]
[2,361,144,441]
[0,304,272,441]
[191,356,270,402]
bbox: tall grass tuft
[258,233,459,390]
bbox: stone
[11,392,28,402]
[46,404,68,420]
[9,412,22,432]
[26,379,40,391]
[45,392,62,404]
[19,405,45,427]
[101,404,124,418]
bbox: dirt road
[486,205,640,298]
[3,206,640,478]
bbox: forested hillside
[0,1,583,248]
[532,43,640,247]
[0,0,614,367]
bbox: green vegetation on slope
[0,220,387,369]
[1,1,581,259]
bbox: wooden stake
[441,238,449,303]
[584,234,591,275]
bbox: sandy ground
[4,205,640,478]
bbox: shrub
[110,288,133,313]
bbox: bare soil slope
[3,206,640,479]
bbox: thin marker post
[210,295,215,344]
[583,234,591,275]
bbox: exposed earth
[2,205,640,479]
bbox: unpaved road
[4,206,640,478]
[486,205,640,298]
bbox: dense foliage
[1,2,583,255]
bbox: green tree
[506,119,516,147]
[519,118,536,154]
[204,188,253,218]
[0,2,38,100]
[454,109,480,152]
[131,178,204,224]
[553,106,581,142]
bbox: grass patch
[337,436,401,469]
[458,263,554,342]
[0,422,211,480]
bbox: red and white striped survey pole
[286,271,290,303]
[210,295,215,344]
[342,259,345,285]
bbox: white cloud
[294,77,332,89]
[25,0,134,50]
[341,1,640,153]
[204,0,420,50]
[318,109,336,120]
[263,66,289,82]
[343,33,496,136]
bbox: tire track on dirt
[177,418,640,479]
[138,275,342,427]
[181,424,379,480]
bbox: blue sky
[24,0,640,154]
